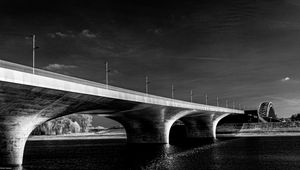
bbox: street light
[105,61,110,89]
[145,76,150,94]
[190,90,193,102]
[31,34,37,74]
[171,84,175,99]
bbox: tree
[31,114,93,135]
[70,121,81,133]
[291,113,300,121]
[66,114,93,132]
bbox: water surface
[21,137,300,170]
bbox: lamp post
[145,76,150,94]
[32,34,36,74]
[105,61,109,89]
[171,84,175,99]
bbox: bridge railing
[0,60,242,113]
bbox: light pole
[105,61,109,89]
[145,76,150,94]
[32,34,36,74]
[190,90,193,102]
[171,84,175,99]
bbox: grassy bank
[28,129,126,141]
[217,122,300,137]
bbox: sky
[1,0,300,120]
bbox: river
[20,136,300,170]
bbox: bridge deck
[0,60,243,114]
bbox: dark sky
[1,0,300,119]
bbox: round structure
[258,102,276,119]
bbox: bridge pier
[181,113,229,139]
[125,122,170,144]
[109,116,172,144]
[108,107,177,144]
[0,116,45,167]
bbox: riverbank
[28,130,126,141]
[217,122,300,137]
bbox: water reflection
[18,137,300,170]
[22,138,220,170]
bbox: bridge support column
[0,116,43,167]
[109,115,172,144]
[181,113,229,139]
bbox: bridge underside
[0,81,234,166]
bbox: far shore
[28,132,126,141]
[217,132,300,138]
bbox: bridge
[0,60,244,166]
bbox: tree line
[31,114,93,135]
[291,113,300,121]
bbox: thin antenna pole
[226,100,228,108]
[190,90,193,102]
[145,76,149,94]
[217,96,219,107]
[171,84,174,99]
[32,34,35,74]
[105,61,109,89]
[205,93,208,105]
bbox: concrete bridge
[0,60,243,166]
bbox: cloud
[48,32,74,38]
[44,64,77,70]
[48,29,97,39]
[281,77,290,82]
[80,29,96,38]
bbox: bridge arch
[29,113,126,136]
[168,111,231,143]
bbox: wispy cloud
[48,32,75,38]
[80,29,97,38]
[48,29,96,39]
[44,64,77,71]
[281,77,291,82]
